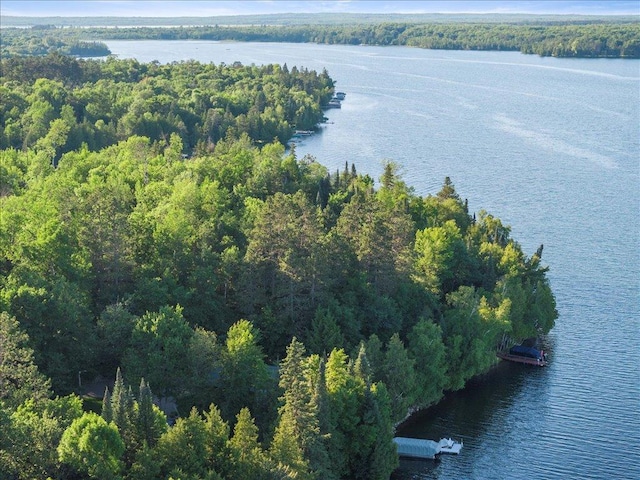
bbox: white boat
[437,437,463,454]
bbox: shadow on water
[392,360,545,479]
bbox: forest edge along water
[107,41,638,480]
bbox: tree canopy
[0,55,557,479]
[2,19,638,58]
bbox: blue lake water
[105,40,640,479]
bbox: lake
[105,40,640,479]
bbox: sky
[2,1,639,17]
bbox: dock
[394,437,440,459]
[393,436,463,459]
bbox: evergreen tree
[407,319,447,407]
[381,334,416,422]
[270,338,317,479]
[353,342,373,386]
[306,307,345,355]
[324,348,361,478]
[128,441,162,480]
[437,176,460,200]
[135,378,166,448]
[364,382,398,480]
[203,404,233,478]
[228,407,266,479]
[364,334,384,382]
[157,407,208,478]
[101,386,113,423]
[308,357,336,480]
[111,367,133,433]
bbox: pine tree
[109,368,137,467]
[353,342,372,386]
[111,367,130,433]
[311,358,332,438]
[229,407,265,479]
[136,378,157,447]
[203,404,232,477]
[270,338,315,479]
[381,334,416,422]
[156,407,208,478]
[101,386,113,423]
[128,441,162,480]
[437,176,460,200]
[306,309,344,355]
[362,383,398,480]
[308,357,336,480]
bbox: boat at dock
[438,437,463,454]
[394,437,440,460]
[497,345,548,366]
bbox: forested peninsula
[2,13,639,58]
[0,54,557,479]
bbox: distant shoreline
[3,13,638,28]
[3,17,639,59]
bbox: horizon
[2,1,639,18]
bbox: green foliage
[407,319,447,407]
[123,306,194,398]
[228,407,268,479]
[380,334,416,421]
[2,395,83,479]
[135,378,167,448]
[1,56,332,153]
[306,306,345,355]
[217,320,274,432]
[243,190,332,345]
[58,411,125,480]
[270,338,316,479]
[4,20,637,58]
[415,219,468,296]
[0,311,51,409]
[1,276,94,392]
[96,303,137,376]
[156,407,209,478]
[0,52,559,478]
[203,404,234,477]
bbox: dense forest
[2,18,638,58]
[0,25,112,58]
[0,54,557,479]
